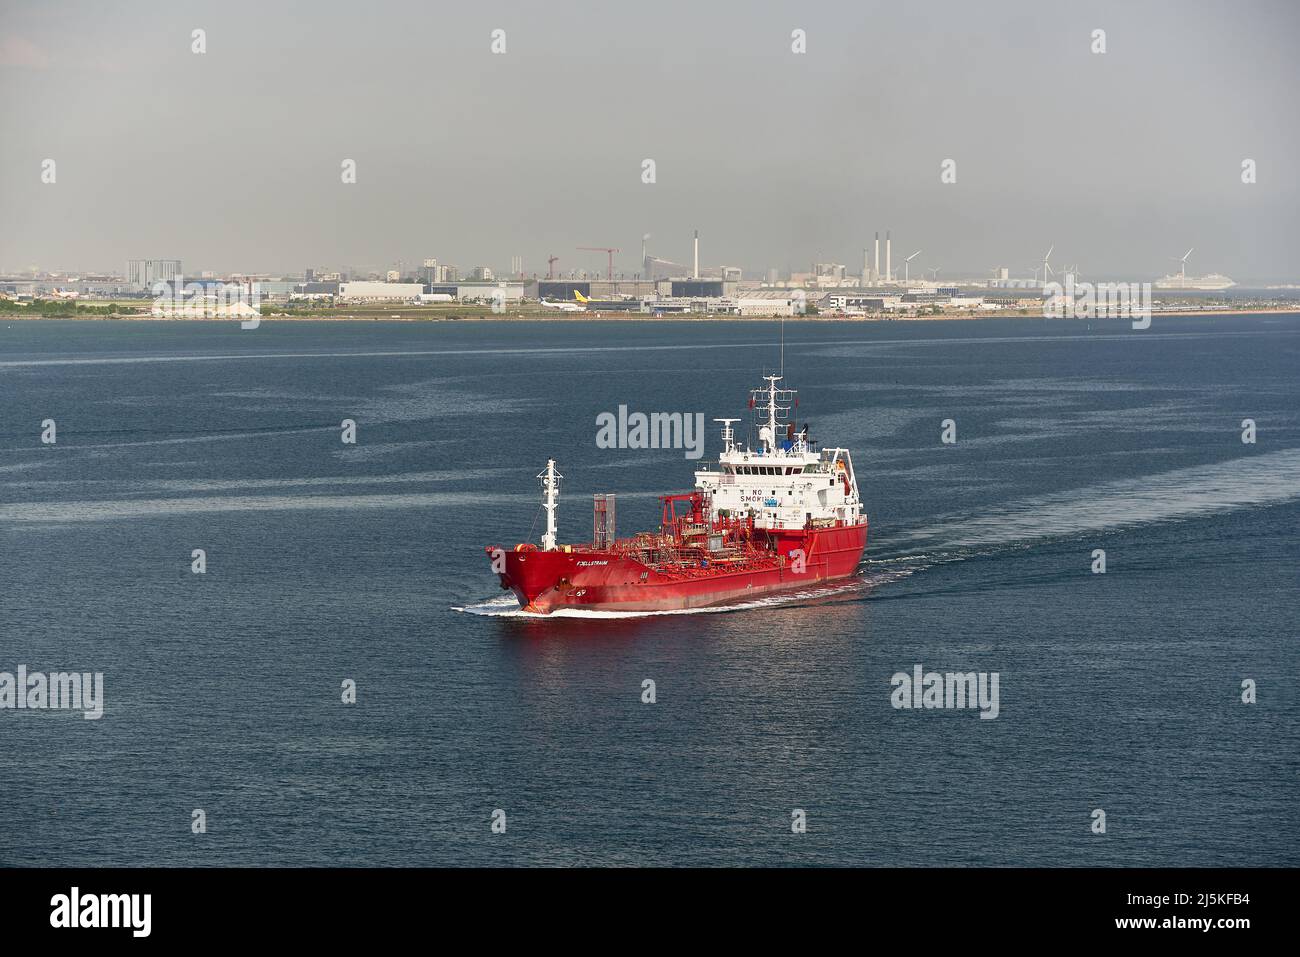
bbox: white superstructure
[1154,273,1237,291]
[694,376,864,532]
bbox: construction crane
[547,255,559,279]
[577,246,620,282]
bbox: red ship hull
[488,522,867,614]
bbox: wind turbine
[1035,244,1055,286]
[927,266,941,281]
[1171,247,1194,283]
[903,249,922,283]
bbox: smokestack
[863,248,869,284]
[874,232,880,283]
[693,230,699,280]
[886,230,892,283]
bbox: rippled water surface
[1,315,1296,866]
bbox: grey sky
[2,0,1297,282]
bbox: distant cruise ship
[1155,248,1236,291]
[1154,273,1237,291]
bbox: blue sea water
[0,314,1296,866]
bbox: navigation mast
[753,375,794,451]
[538,459,562,550]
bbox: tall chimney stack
[873,232,880,283]
[693,230,699,280]
[886,230,892,283]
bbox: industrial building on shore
[5,231,1251,318]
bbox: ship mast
[713,418,740,454]
[758,374,782,451]
[766,375,779,444]
[538,458,562,550]
[748,375,798,453]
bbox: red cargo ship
[485,376,868,613]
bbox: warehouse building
[533,279,657,301]
[734,298,795,316]
[455,282,524,302]
[670,279,728,298]
[337,281,425,301]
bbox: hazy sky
[2,0,1297,282]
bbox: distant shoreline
[4,306,1300,323]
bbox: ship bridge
[693,376,863,532]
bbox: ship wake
[877,447,1300,557]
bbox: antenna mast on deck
[538,459,562,550]
[751,375,795,451]
[714,418,740,454]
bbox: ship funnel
[593,493,616,551]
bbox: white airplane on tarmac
[539,290,589,312]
